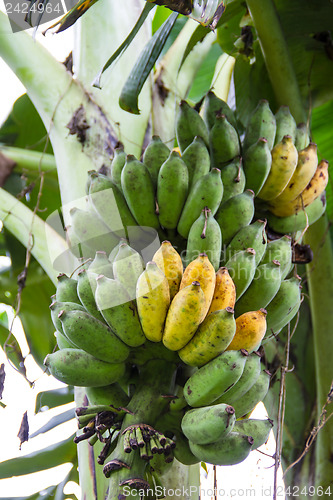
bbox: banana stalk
[0,146,57,173]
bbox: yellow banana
[271,143,318,203]
[257,135,298,201]
[162,282,206,351]
[136,261,170,342]
[269,159,329,217]
[179,253,216,320]
[152,241,183,300]
[226,309,267,352]
[207,267,236,314]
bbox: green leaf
[187,43,223,103]
[30,409,75,438]
[0,322,26,378]
[35,387,74,413]
[0,435,76,478]
[119,12,179,114]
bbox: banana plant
[0,0,332,498]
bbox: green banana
[189,431,253,466]
[55,330,76,349]
[233,418,273,450]
[65,224,95,260]
[202,90,237,131]
[260,235,292,280]
[181,136,210,193]
[234,260,282,316]
[178,307,236,367]
[110,146,126,192]
[95,275,146,347]
[242,99,276,152]
[69,207,118,254]
[181,403,236,445]
[295,122,310,151]
[177,168,223,239]
[183,349,248,407]
[213,351,262,405]
[87,251,114,279]
[220,158,246,203]
[173,432,200,465]
[121,155,160,229]
[231,369,271,418]
[225,248,257,300]
[225,219,267,266]
[58,309,130,363]
[44,348,125,387]
[267,192,327,234]
[243,138,272,195]
[88,170,138,238]
[77,269,104,321]
[55,273,81,304]
[176,100,209,153]
[50,299,86,335]
[156,151,189,229]
[85,383,130,407]
[142,135,170,189]
[274,105,297,145]
[215,190,255,247]
[112,242,145,299]
[185,208,222,271]
[209,113,240,167]
[265,275,302,334]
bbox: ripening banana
[121,155,160,229]
[181,403,236,445]
[274,105,297,145]
[69,207,118,254]
[181,136,210,193]
[162,282,206,351]
[295,122,310,151]
[112,242,145,300]
[265,275,302,334]
[178,307,236,367]
[270,143,318,204]
[231,368,271,418]
[85,383,130,407]
[202,90,238,131]
[180,253,216,319]
[156,151,189,229]
[55,330,76,349]
[177,168,223,239]
[95,275,146,347]
[225,219,267,266]
[267,192,327,234]
[207,267,236,314]
[220,158,246,203]
[110,146,126,192]
[44,348,125,387]
[243,138,272,195]
[136,261,170,342]
[57,309,130,363]
[215,190,255,247]
[213,351,262,405]
[226,309,267,353]
[234,260,282,316]
[225,248,257,300]
[88,170,137,237]
[65,224,95,260]
[189,431,253,466]
[50,300,86,336]
[87,251,114,279]
[257,135,298,201]
[55,273,81,304]
[173,432,200,465]
[209,113,240,167]
[142,135,170,189]
[268,159,329,217]
[242,99,276,152]
[77,269,104,321]
[185,208,222,271]
[233,418,273,450]
[176,100,209,153]
[152,241,183,300]
[260,236,292,280]
[183,349,249,407]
